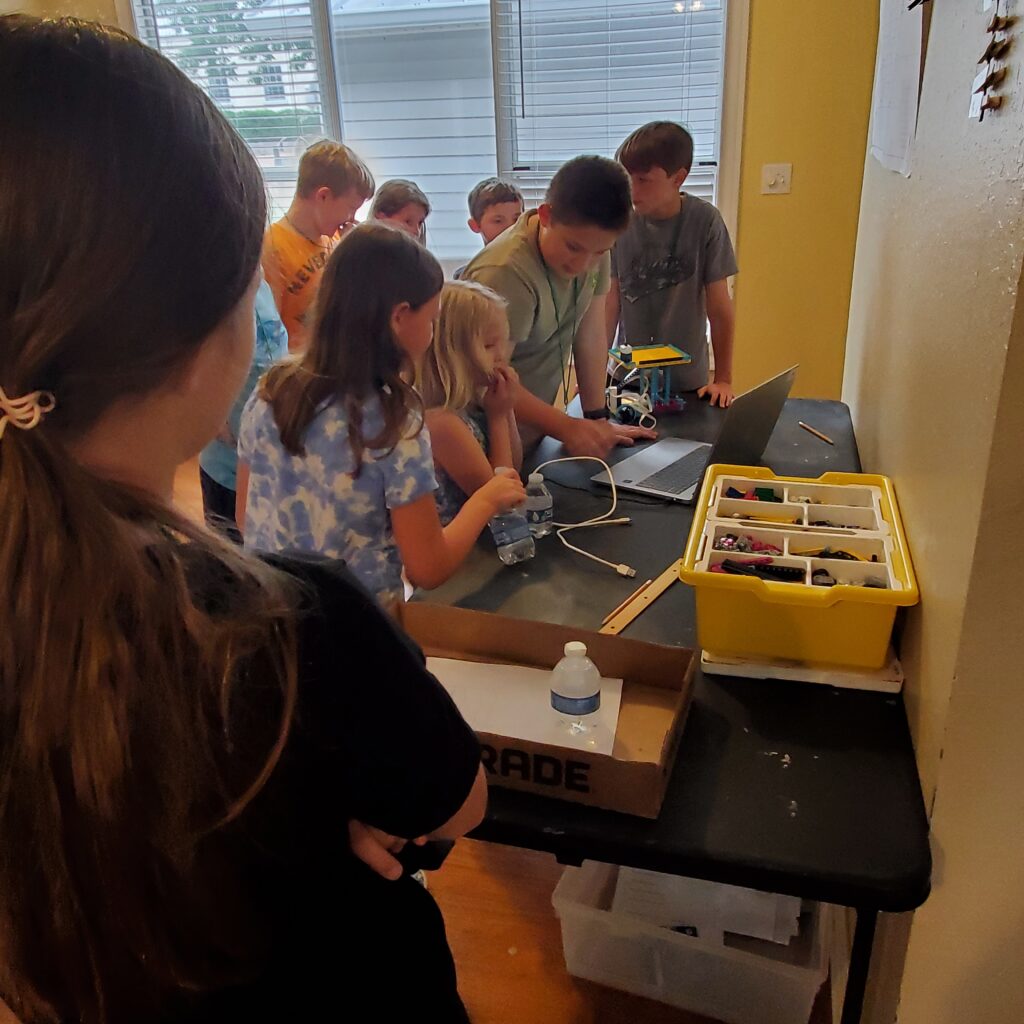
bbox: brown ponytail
[0,16,298,1021]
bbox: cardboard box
[397,603,696,819]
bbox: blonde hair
[296,139,375,199]
[417,280,507,412]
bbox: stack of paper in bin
[611,866,801,945]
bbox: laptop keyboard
[636,448,711,495]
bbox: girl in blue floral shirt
[238,223,524,605]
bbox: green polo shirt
[464,210,610,407]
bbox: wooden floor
[173,458,831,1024]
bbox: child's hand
[482,367,516,416]
[698,381,735,407]
[479,467,526,514]
[348,820,427,881]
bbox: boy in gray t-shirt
[608,122,738,406]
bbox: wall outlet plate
[761,162,793,195]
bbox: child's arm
[697,278,736,408]
[573,292,611,416]
[497,365,523,471]
[391,472,526,591]
[507,408,523,472]
[235,460,250,532]
[425,409,502,496]
[605,276,621,346]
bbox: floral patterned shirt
[239,393,437,605]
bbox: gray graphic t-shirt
[611,194,737,392]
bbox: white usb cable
[532,456,637,578]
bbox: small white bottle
[487,468,535,565]
[550,641,601,737]
[524,472,554,537]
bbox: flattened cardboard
[397,603,696,818]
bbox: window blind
[493,0,726,204]
[330,0,496,262]
[131,0,336,213]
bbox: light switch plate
[761,163,792,195]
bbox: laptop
[591,366,798,503]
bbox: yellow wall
[0,0,119,20]
[732,2,877,399]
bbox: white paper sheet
[869,0,922,176]
[426,657,623,757]
[612,866,801,945]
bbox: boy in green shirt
[464,156,656,457]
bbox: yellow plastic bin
[680,466,918,671]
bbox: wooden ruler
[599,559,682,636]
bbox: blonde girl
[417,280,524,525]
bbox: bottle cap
[564,641,587,657]
[528,472,544,485]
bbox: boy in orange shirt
[262,140,375,350]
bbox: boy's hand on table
[698,381,735,407]
[348,819,426,881]
[563,418,657,459]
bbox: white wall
[843,3,1024,1021]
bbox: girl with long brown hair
[0,15,484,1022]
[237,221,525,605]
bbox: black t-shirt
[183,554,480,1022]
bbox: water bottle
[488,468,535,565]
[550,641,601,737]
[525,472,554,537]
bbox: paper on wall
[869,0,923,176]
[426,656,623,757]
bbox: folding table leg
[841,908,878,1024]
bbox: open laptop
[591,366,798,503]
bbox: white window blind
[493,0,726,205]
[132,0,729,261]
[131,0,337,212]
[330,0,496,263]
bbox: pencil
[602,578,653,626]
[798,421,834,446]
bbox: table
[422,396,931,1024]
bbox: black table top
[421,395,932,912]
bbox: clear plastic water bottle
[488,468,535,565]
[550,641,601,737]
[525,472,553,537]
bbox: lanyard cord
[538,233,581,408]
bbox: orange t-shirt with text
[261,219,338,351]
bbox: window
[329,0,495,262]
[207,72,231,101]
[262,62,286,99]
[132,0,336,214]
[130,0,728,261]
[493,0,726,204]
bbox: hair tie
[0,387,57,441]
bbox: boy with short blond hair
[262,140,375,350]
[608,121,738,406]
